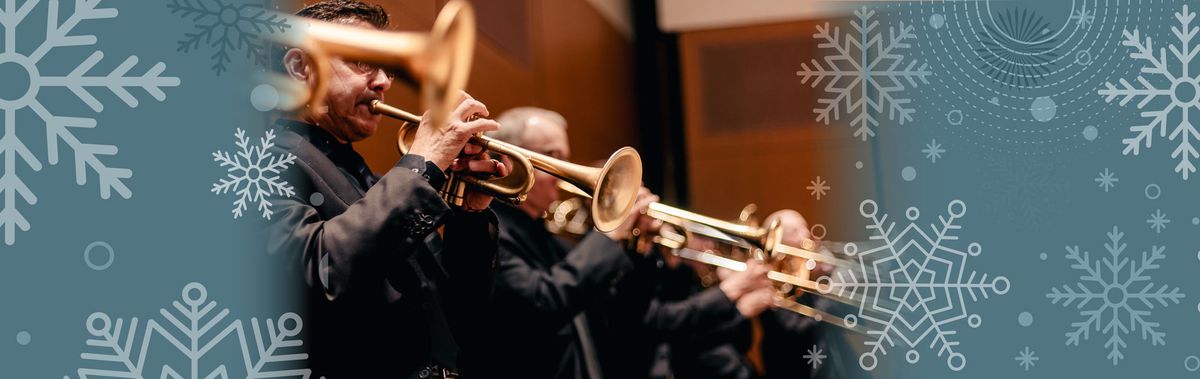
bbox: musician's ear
[283,48,309,82]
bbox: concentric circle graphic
[885,0,1176,156]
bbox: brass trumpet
[369,101,644,233]
[546,190,867,331]
[654,218,868,332]
[266,0,475,132]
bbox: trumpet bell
[416,0,475,131]
[264,0,475,131]
[588,147,642,233]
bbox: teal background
[0,0,1197,377]
[0,0,299,377]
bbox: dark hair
[296,0,389,29]
[275,1,389,73]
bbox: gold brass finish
[645,202,853,268]
[369,101,644,233]
[547,195,867,329]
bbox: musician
[627,243,776,379]
[756,210,854,379]
[667,210,853,379]
[481,107,774,379]
[264,1,507,377]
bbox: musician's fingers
[464,158,503,175]
[496,161,509,177]
[463,142,485,156]
[452,97,488,123]
[462,118,501,135]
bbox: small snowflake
[1015,346,1039,371]
[1047,226,1185,365]
[804,345,827,368]
[797,7,931,140]
[1147,209,1170,233]
[212,128,296,219]
[807,176,830,200]
[922,139,946,163]
[1069,4,1095,29]
[1095,168,1118,192]
[169,0,291,75]
[1098,5,1200,180]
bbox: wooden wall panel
[679,19,874,226]
[536,0,637,164]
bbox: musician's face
[305,20,392,142]
[520,117,570,218]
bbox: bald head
[490,106,571,218]
[765,209,811,246]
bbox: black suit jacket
[265,120,499,377]
[480,203,634,379]
[609,262,747,379]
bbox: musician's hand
[735,287,775,318]
[408,92,500,171]
[450,152,510,212]
[718,259,771,301]
[767,209,834,278]
[602,187,659,242]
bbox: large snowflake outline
[1046,226,1185,365]
[817,199,1009,371]
[64,282,311,379]
[211,128,295,220]
[0,0,180,246]
[797,6,931,141]
[168,0,290,75]
[1098,5,1200,180]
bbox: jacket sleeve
[266,158,452,301]
[640,286,744,340]
[492,230,634,328]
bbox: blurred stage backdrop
[0,0,1197,377]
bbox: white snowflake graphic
[169,0,290,75]
[797,7,931,141]
[1069,4,1095,30]
[922,139,945,163]
[1098,5,1200,180]
[1146,209,1170,233]
[65,282,310,378]
[0,0,180,245]
[1015,346,1038,371]
[818,199,1009,371]
[1095,168,1118,192]
[212,128,296,219]
[807,176,830,200]
[803,345,826,369]
[1046,226,1185,365]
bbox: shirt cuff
[397,154,447,189]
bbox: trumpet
[265,0,475,133]
[368,101,644,233]
[546,189,867,331]
[646,205,865,322]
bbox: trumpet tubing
[369,101,644,233]
[671,247,860,332]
